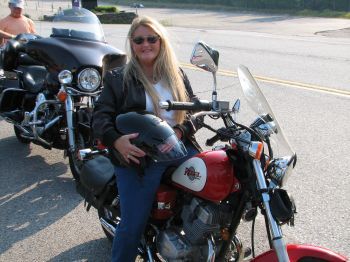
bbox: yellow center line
[181,63,350,97]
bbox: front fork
[252,159,290,262]
[65,94,75,153]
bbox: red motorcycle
[75,42,347,261]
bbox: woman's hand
[113,133,146,164]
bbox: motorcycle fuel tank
[171,150,240,202]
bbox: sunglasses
[132,35,160,45]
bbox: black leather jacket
[92,66,201,166]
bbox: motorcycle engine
[156,197,232,261]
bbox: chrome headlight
[77,68,101,92]
[58,70,73,84]
[268,154,297,187]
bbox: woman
[93,16,201,262]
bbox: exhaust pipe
[207,236,215,262]
[100,216,155,261]
[99,217,116,237]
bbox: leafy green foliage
[93,5,119,13]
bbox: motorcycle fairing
[25,37,126,73]
[252,244,347,262]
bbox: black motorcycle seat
[17,65,47,93]
[81,155,115,196]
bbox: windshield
[237,65,296,186]
[50,7,105,42]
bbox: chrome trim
[66,86,102,96]
[78,148,92,160]
[233,235,244,262]
[158,101,169,109]
[255,122,275,137]
[58,70,73,84]
[77,68,101,92]
[42,116,61,134]
[32,99,61,147]
[146,246,154,262]
[268,157,291,187]
[248,141,261,158]
[194,111,218,117]
[207,235,215,262]
[99,217,116,237]
[252,159,290,262]
[65,94,75,152]
[14,124,31,135]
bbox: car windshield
[50,7,105,42]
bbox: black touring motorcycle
[0,8,126,179]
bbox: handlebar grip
[160,100,212,111]
[206,134,220,146]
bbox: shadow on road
[242,15,298,23]
[48,238,111,262]
[0,136,81,255]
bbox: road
[1,3,350,262]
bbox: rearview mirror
[190,41,219,73]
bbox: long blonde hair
[124,16,188,124]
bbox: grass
[296,9,350,18]
[107,0,350,19]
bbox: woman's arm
[92,70,123,147]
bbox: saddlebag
[0,88,26,112]
[77,155,115,210]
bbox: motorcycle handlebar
[159,100,212,111]
[206,134,220,147]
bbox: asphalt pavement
[0,1,349,261]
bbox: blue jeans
[111,145,198,262]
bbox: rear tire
[14,125,31,144]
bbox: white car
[131,3,144,8]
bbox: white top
[145,81,176,127]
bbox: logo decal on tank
[184,167,201,181]
[171,157,207,192]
